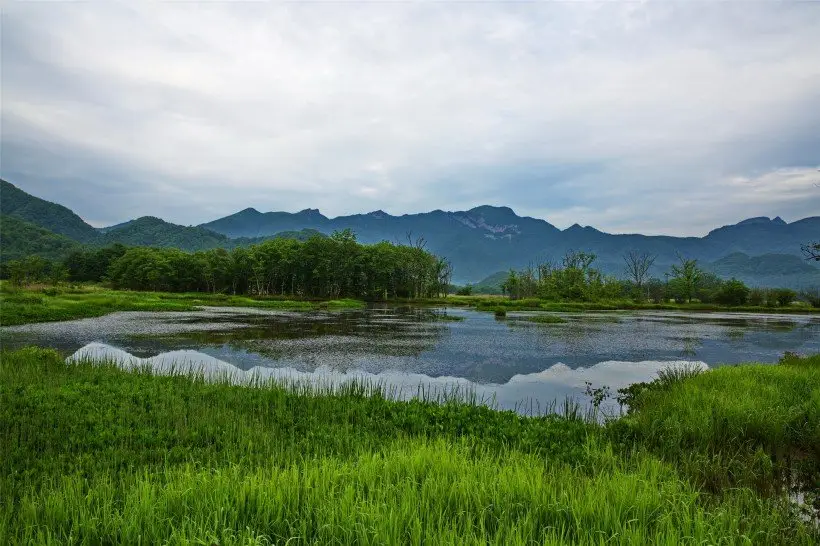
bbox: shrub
[715,278,749,306]
[748,288,765,306]
[773,288,797,307]
[456,285,473,296]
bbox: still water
[2,306,819,413]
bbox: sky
[2,1,819,235]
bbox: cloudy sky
[2,1,819,235]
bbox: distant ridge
[0,179,98,242]
[1,178,817,287]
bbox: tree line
[2,230,453,300]
[500,250,817,307]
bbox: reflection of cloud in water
[69,342,708,415]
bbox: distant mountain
[100,216,232,251]
[706,252,820,290]
[99,218,325,250]
[472,271,508,294]
[1,179,818,288]
[201,204,819,284]
[0,179,98,242]
[0,215,80,262]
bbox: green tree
[773,288,796,307]
[715,278,750,306]
[669,256,703,303]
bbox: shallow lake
[3,306,819,414]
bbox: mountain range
[1,179,818,289]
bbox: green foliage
[0,215,80,266]
[105,233,451,299]
[455,284,473,296]
[502,251,623,303]
[669,256,703,303]
[63,244,128,282]
[773,288,797,306]
[2,255,68,287]
[715,278,750,306]
[800,289,820,308]
[1,348,815,544]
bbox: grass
[3,283,816,327]
[0,283,365,326]
[1,347,818,544]
[522,313,568,324]
[610,353,820,509]
[427,295,820,314]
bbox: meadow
[0,283,364,326]
[1,347,818,544]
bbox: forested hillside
[0,180,99,242]
[99,216,232,251]
[0,216,80,262]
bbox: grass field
[1,347,818,544]
[0,283,365,326]
[611,353,820,502]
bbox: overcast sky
[2,1,819,235]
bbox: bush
[748,288,765,306]
[772,288,797,307]
[456,285,473,296]
[799,290,820,308]
[715,278,749,306]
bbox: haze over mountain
[2,179,817,288]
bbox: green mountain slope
[473,271,509,294]
[0,215,80,262]
[706,253,820,290]
[0,180,99,242]
[98,216,326,251]
[100,217,232,251]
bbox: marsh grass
[610,354,820,512]
[8,441,811,545]
[522,314,568,324]
[0,283,365,326]
[1,347,818,543]
[432,294,820,314]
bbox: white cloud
[2,1,819,232]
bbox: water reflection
[2,306,819,387]
[69,342,709,415]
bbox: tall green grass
[1,348,817,544]
[9,440,810,545]
[611,354,820,506]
